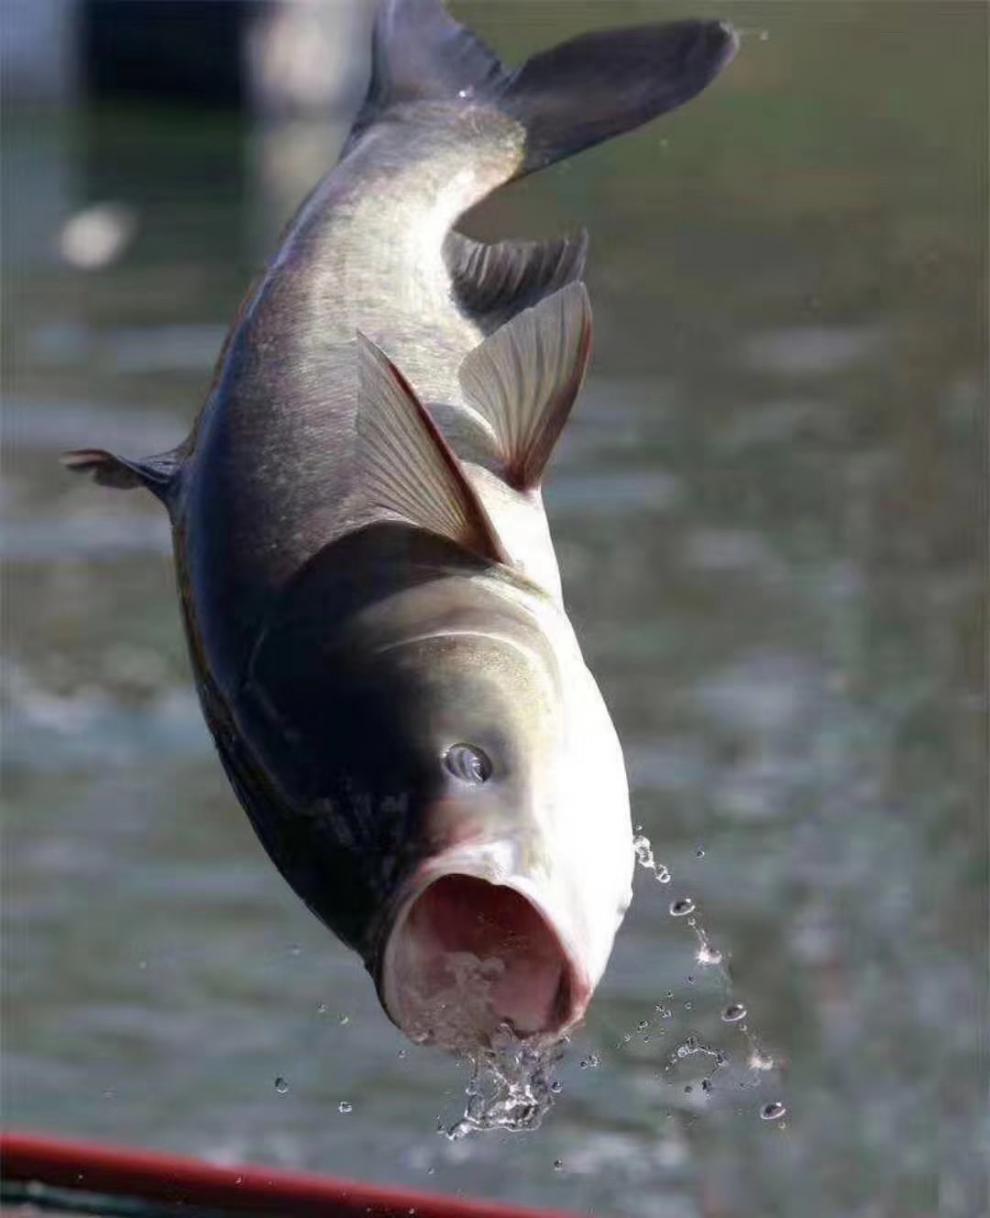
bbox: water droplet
[637,1020,649,1031]
[553,1159,563,1171]
[622,1032,631,1043]
[288,944,301,957]
[697,944,723,966]
[398,1049,407,1059]
[722,1003,748,1023]
[633,834,654,866]
[317,1002,328,1015]
[579,1052,600,1069]
[761,1101,786,1121]
[427,1167,435,1176]
[550,1079,563,1093]
[338,1014,349,1025]
[655,1004,672,1019]
[669,898,695,917]
[686,975,695,984]
[701,1079,712,1093]
[695,847,706,858]
[274,1076,288,1094]
[684,1084,693,1093]
[338,1100,353,1114]
[234,1176,243,1185]
[684,1002,693,1010]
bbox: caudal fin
[354,0,738,175]
[504,19,739,174]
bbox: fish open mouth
[381,873,587,1050]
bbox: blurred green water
[2,3,986,1216]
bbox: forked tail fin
[353,0,738,176]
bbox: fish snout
[379,867,591,1051]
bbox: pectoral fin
[356,333,507,565]
[458,282,592,491]
[60,447,183,504]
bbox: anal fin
[445,230,588,334]
[458,282,592,491]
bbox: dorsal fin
[356,332,507,565]
[458,283,592,491]
[444,229,588,334]
[60,446,183,505]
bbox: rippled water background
[2,3,986,1215]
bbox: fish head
[239,535,631,1051]
[360,576,633,1051]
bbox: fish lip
[377,848,592,1047]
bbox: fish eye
[443,743,492,785]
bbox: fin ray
[459,283,592,491]
[60,447,183,503]
[356,333,506,564]
[445,230,588,333]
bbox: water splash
[442,1025,565,1139]
[634,829,785,1110]
[633,832,671,884]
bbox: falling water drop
[633,834,672,884]
[274,1077,288,1094]
[697,944,723,966]
[338,1100,353,1114]
[317,1003,328,1015]
[760,1101,786,1121]
[722,1003,748,1023]
[669,898,695,917]
[338,1014,350,1025]
[553,1159,563,1171]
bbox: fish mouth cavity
[380,864,588,1051]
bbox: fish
[63,0,738,1050]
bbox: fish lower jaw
[380,870,590,1053]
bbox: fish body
[66,0,737,1048]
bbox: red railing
[1,1130,582,1218]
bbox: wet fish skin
[64,0,738,1046]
